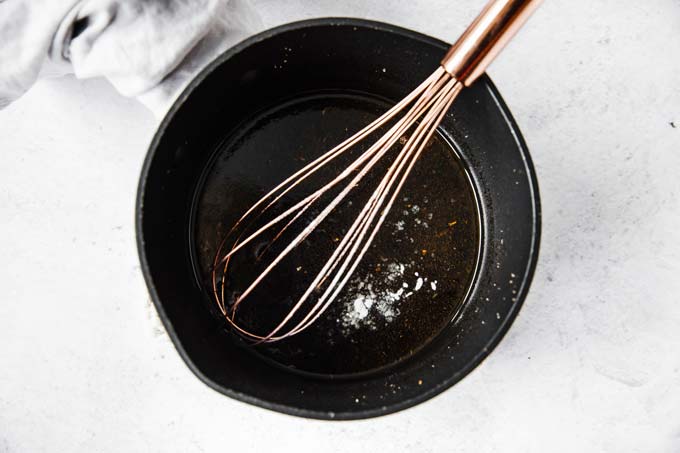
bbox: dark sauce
[192,92,480,377]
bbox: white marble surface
[1,1,679,451]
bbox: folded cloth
[0,0,262,116]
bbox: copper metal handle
[441,0,542,86]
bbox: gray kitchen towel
[0,0,262,116]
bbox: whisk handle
[441,0,542,86]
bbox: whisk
[212,0,542,343]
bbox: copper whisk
[212,0,542,343]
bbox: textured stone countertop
[1,1,679,451]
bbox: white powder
[339,262,412,333]
[339,260,443,334]
[385,262,405,281]
[343,295,374,329]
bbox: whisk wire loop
[212,67,463,342]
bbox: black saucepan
[136,18,540,420]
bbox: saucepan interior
[136,18,540,419]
